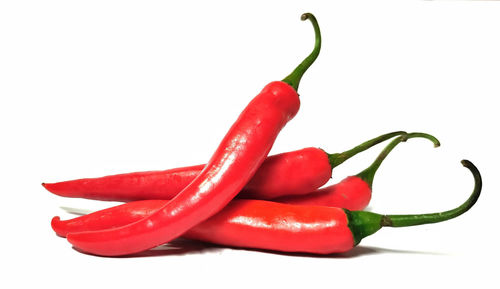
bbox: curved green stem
[282,13,321,91]
[327,131,407,170]
[384,159,481,227]
[345,160,482,245]
[356,132,441,188]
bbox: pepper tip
[51,216,60,226]
[51,216,66,238]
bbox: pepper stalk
[345,160,482,245]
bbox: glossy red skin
[53,199,354,254]
[42,147,331,202]
[275,176,371,211]
[51,201,165,237]
[43,165,203,202]
[66,81,301,256]
[52,176,369,252]
[240,147,331,199]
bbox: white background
[1,1,499,288]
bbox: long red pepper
[66,13,322,256]
[54,160,481,254]
[279,132,440,210]
[42,131,405,202]
[51,132,439,236]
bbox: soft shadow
[224,245,448,258]
[72,238,224,258]
[72,240,448,258]
[334,245,449,258]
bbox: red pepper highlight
[42,131,405,202]
[53,160,481,255]
[66,13,322,256]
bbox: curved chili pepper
[65,13,322,256]
[42,131,405,202]
[54,160,481,254]
[50,132,439,236]
[191,160,480,254]
[277,132,440,210]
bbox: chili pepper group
[44,13,482,257]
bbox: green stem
[385,160,481,227]
[356,132,441,188]
[328,131,407,169]
[345,160,482,245]
[282,13,321,91]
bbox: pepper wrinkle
[380,215,393,227]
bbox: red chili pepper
[51,132,439,236]
[53,160,481,254]
[42,131,405,202]
[65,13,322,256]
[278,132,440,210]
